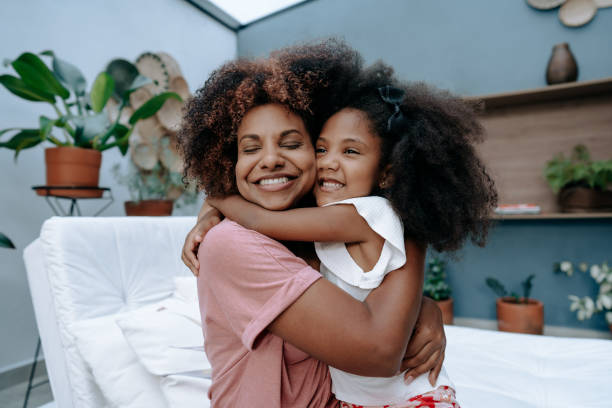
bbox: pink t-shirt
[198,219,339,407]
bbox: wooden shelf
[465,77,612,111]
[491,212,612,220]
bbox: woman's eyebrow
[280,129,302,138]
[238,134,260,143]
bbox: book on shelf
[494,204,541,215]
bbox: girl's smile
[314,108,383,206]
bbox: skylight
[208,0,307,25]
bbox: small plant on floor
[554,261,612,325]
[423,257,451,301]
[112,162,198,209]
[486,274,535,304]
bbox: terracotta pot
[41,147,102,198]
[124,199,173,216]
[558,187,612,212]
[546,43,578,85]
[496,297,543,335]
[436,298,454,325]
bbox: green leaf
[521,274,535,300]
[485,277,507,298]
[106,59,138,101]
[72,113,110,143]
[0,129,42,159]
[128,75,153,91]
[0,232,16,249]
[90,72,114,113]
[12,52,69,99]
[129,92,181,125]
[39,115,56,139]
[51,55,87,96]
[0,74,55,102]
[0,128,21,138]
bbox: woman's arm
[268,239,425,377]
[208,195,374,243]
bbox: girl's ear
[378,164,394,189]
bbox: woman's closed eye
[281,141,303,149]
[241,145,261,154]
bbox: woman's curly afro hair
[177,39,361,196]
[340,63,498,252]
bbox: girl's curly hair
[177,39,362,196]
[341,63,498,252]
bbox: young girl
[208,64,497,408]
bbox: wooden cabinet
[465,77,612,220]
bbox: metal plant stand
[24,186,113,408]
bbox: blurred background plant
[486,274,535,304]
[0,232,15,249]
[112,162,198,209]
[554,261,612,325]
[544,144,612,193]
[423,257,451,301]
[0,51,181,158]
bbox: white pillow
[70,310,167,408]
[173,276,198,303]
[160,373,211,408]
[117,296,210,377]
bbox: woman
[178,40,446,407]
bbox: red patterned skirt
[338,386,459,408]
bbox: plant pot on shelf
[124,199,173,216]
[496,297,544,335]
[436,298,454,325]
[40,147,103,198]
[558,187,612,213]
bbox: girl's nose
[318,153,339,171]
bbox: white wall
[0,0,236,373]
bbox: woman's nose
[259,146,285,169]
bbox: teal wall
[237,0,612,331]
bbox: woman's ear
[378,164,394,189]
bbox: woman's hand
[181,203,222,276]
[400,297,446,386]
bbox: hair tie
[378,85,407,132]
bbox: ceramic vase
[546,43,578,85]
[42,147,103,198]
[125,199,174,216]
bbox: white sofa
[23,216,612,408]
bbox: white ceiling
[208,0,307,25]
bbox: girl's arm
[208,195,375,243]
[268,239,425,377]
[181,200,222,276]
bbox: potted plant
[554,261,612,333]
[112,161,198,216]
[544,144,612,212]
[423,257,453,324]
[0,51,181,197]
[0,232,15,249]
[486,274,543,334]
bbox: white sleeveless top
[314,196,453,406]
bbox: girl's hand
[181,207,222,276]
[400,297,446,386]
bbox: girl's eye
[315,147,327,154]
[345,148,360,155]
